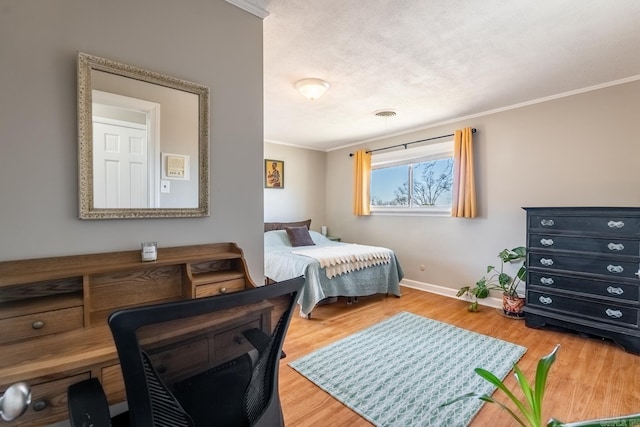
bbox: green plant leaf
[475,287,489,298]
[440,392,529,427]
[516,265,527,281]
[486,265,495,273]
[533,345,560,421]
[547,413,640,427]
[468,301,479,312]
[498,272,512,286]
[512,246,526,257]
[513,364,537,424]
[474,367,532,422]
[456,286,470,297]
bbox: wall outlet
[160,180,170,193]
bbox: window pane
[411,158,453,207]
[371,165,408,206]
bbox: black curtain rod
[348,128,477,157]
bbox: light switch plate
[160,180,170,193]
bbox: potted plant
[457,246,527,316]
[441,344,559,427]
[441,345,640,427]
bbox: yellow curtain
[452,128,477,218]
[353,149,371,216]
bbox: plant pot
[502,293,525,318]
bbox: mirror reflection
[78,52,209,219]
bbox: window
[370,140,453,215]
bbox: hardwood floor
[278,286,640,426]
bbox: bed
[264,224,403,317]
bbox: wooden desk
[0,243,260,426]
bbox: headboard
[264,219,311,232]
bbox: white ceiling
[262,0,640,152]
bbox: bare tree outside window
[383,159,453,207]
[413,159,453,206]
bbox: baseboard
[399,279,503,309]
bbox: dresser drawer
[195,278,246,298]
[0,306,83,344]
[528,252,640,280]
[529,233,640,257]
[529,214,640,236]
[1,372,90,426]
[528,272,639,302]
[528,290,639,328]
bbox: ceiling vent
[374,110,397,118]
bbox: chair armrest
[67,378,112,427]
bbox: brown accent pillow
[264,219,311,232]
[285,226,316,247]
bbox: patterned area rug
[289,311,527,426]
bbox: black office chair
[67,276,304,427]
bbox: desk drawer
[528,290,639,328]
[102,364,126,405]
[0,306,83,344]
[1,372,90,426]
[149,338,210,384]
[214,319,261,364]
[195,278,246,298]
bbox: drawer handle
[539,296,553,305]
[607,265,624,274]
[540,258,554,267]
[540,277,554,285]
[540,238,554,247]
[607,243,625,251]
[0,382,31,421]
[606,286,624,295]
[607,220,625,229]
[233,335,245,344]
[219,287,228,294]
[605,309,623,319]
[540,219,555,227]
[32,400,47,412]
[31,320,44,330]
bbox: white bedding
[291,244,391,278]
[264,230,403,317]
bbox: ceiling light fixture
[295,78,330,100]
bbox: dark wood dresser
[524,207,640,354]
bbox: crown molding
[225,0,269,19]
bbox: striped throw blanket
[292,244,392,279]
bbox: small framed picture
[162,153,190,180]
[265,159,284,189]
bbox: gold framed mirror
[77,52,209,219]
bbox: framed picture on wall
[265,159,284,189]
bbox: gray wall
[0,0,266,281]
[323,79,640,296]
[262,60,640,300]
[264,142,327,233]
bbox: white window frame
[370,140,453,216]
